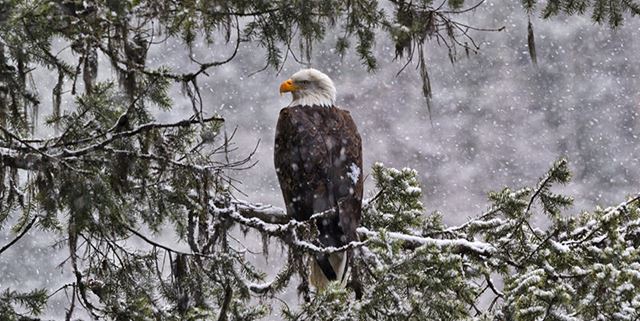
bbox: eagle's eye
[298,80,310,86]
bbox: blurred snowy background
[2,0,640,318]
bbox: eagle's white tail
[309,252,349,290]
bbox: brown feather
[274,105,363,283]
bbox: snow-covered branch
[356,226,495,256]
[226,199,495,257]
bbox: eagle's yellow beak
[279,79,298,95]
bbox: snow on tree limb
[229,198,495,257]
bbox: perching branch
[228,199,495,257]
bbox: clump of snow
[549,240,570,253]
[405,186,422,195]
[347,163,360,184]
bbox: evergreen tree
[0,0,639,320]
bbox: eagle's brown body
[274,105,363,284]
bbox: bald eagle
[276,69,363,290]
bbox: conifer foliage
[1,0,639,320]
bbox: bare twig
[0,216,37,256]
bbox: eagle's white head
[279,68,336,107]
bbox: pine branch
[56,115,224,158]
[0,115,225,173]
